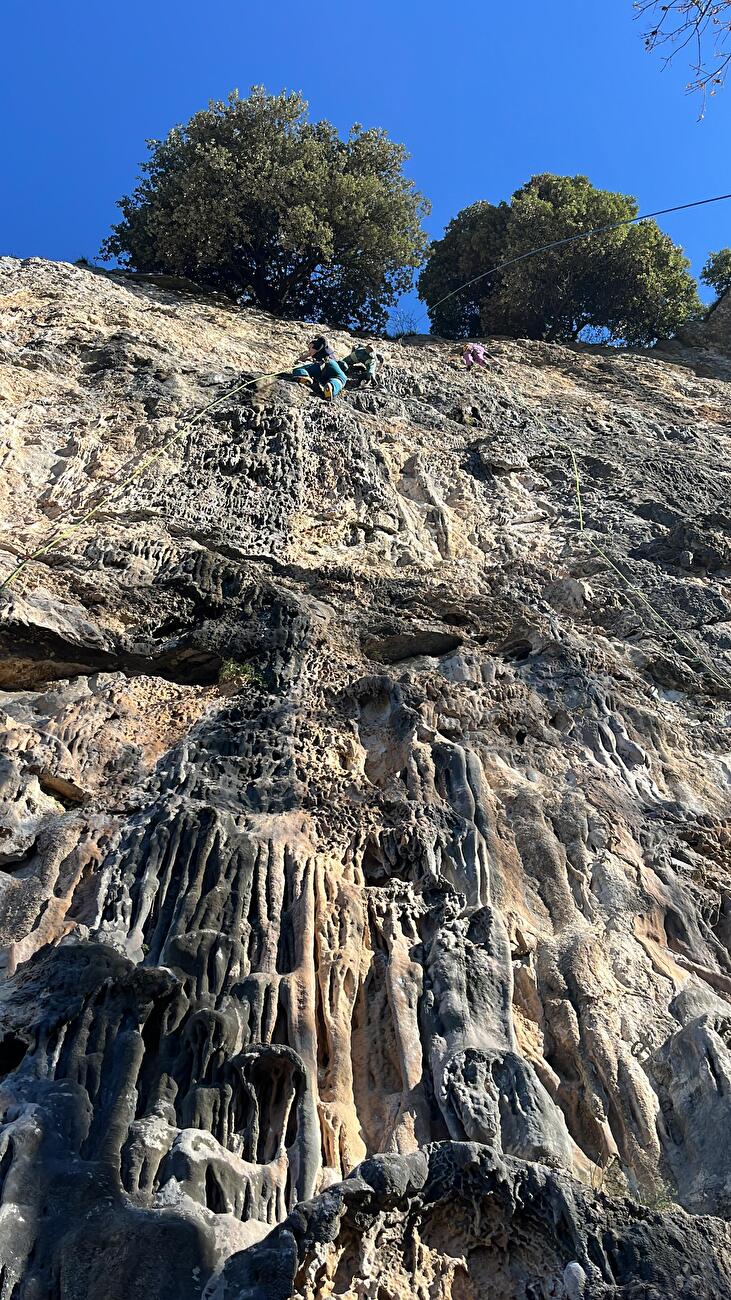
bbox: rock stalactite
[0,256,730,1298]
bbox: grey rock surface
[668,285,731,357]
[211,1145,731,1300]
[0,256,730,1297]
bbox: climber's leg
[292,363,319,387]
[320,360,347,401]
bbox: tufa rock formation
[0,255,730,1298]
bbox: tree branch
[635,0,731,111]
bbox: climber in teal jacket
[292,336,347,400]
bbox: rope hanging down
[551,426,729,694]
[2,185,731,639]
[0,370,282,592]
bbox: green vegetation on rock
[102,87,429,332]
[418,173,701,344]
[218,658,264,690]
[701,247,731,301]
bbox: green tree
[418,174,701,344]
[101,87,429,331]
[701,247,731,299]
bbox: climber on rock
[292,336,347,401]
[340,340,380,388]
[460,341,490,372]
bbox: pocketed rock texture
[0,255,730,1299]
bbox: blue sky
[2,0,729,318]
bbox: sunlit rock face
[0,256,730,1299]
[701,286,731,353]
[665,284,731,358]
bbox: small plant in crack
[218,658,265,694]
[633,1179,677,1213]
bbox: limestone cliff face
[0,256,730,1299]
[700,287,731,353]
[663,285,731,358]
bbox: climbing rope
[535,417,730,694]
[0,369,283,592]
[417,190,731,326]
[2,341,727,694]
[3,182,731,705]
[407,182,731,696]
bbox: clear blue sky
[2,0,729,317]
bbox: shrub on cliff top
[418,174,701,345]
[701,248,731,301]
[101,87,429,332]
